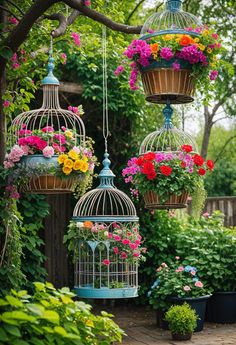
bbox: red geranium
[181,161,186,168]
[136,157,144,166]
[143,152,156,161]
[160,165,172,176]
[206,159,214,171]
[142,161,155,175]
[147,170,157,180]
[181,145,193,153]
[193,154,204,166]
[198,168,206,176]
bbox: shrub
[165,303,198,335]
[0,282,124,344]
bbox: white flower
[104,231,108,237]
[76,222,84,228]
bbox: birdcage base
[144,191,189,209]
[23,175,75,194]
[74,286,138,299]
[140,67,195,104]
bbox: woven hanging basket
[141,68,195,104]
[144,190,189,209]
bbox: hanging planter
[123,145,214,210]
[115,0,223,104]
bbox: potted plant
[116,27,223,103]
[4,125,96,194]
[148,259,212,331]
[165,303,198,341]
[122,145,214,209]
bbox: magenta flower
[12,63,20,69]
[212,33,219,40]
[172,62,180,71]
[113,235,121,241]
[209,70,218,80]
[9,17,18,25]
[102,259,110,266]
[60,53,67,64]
[3,100,10,107]
[113,247,119,255]
[71,32,81,47]
[84,0,91,5]
[120,252,128,259]
[122,239,130,245]
[160,47,174,61]
[114,65,124,76]
[42,126,54,133]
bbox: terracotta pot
[143,191,189,209]
[172,333,192,341]
[25,175,75,194]
[140,68,195,104]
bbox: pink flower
[209,70,218,80]
[120,252,128,259]
[114,65,124,76]
[191,270,196,276]
[60,53,67,64]
[11,53,18,62]
[160,47,174,60]
[52,143,65,153]
[161,263,168,268]
[195,281,203,288]
[84,0,91,5]
[12,63,20,69]
[129,243,138,250]
[10,191,20,199]
[203,212,210,218]
[212,33,219,40]
[3,100,10,107]
[102,259,110,266]
[17,129,32,136]
[156,267,162,272]
[4,160,14,168]
[42,146,55,158]
[113,247,119,255]
[122,239,130,245]
[133,252,140,257]
[183,285,191,292]
[42,126,54,133]
[177,266,184,272]
[71,32,81,47]
[53,134,66,145]
[135,239,141,245]
[113,235,121,241]
[175,256,180,260]
[9,17,18,25]
[107,233,113,239]
[172,62,180,71]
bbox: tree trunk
[201,106,213,160]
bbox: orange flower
[150,43,159,54]
[83,221,93,228]
[179,35,194,46]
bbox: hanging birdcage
[72,152,141,299]
[138,0,203,104]
[7,45,95,194]
[139,104,197,155]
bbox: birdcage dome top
[73,153,138,222]
[140,0,202,40]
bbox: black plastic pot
[172,332,192,341]
[171,295,210,332]
[156,309,169,330]
[207,292,236,323]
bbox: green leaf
[54,326,67,336]
[6,295,23,307]
[3,324,21,337]
[2,311,36,323]
[0,329,8,341]
[40,310,59,324]
[0,46,13,59]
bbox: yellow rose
[64,130,73,139]
[80,161,89,173]
[64,158,73,169]
[58,154,68,164]
[163,34,173,41]
[73,159,83,171]
[207,48,212,54]
[203,29,209,36]
[62,166,72,175]
[82,155,88,162]
[68,150,78,160]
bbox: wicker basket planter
[140,60,195,104]
[144,190,189,209]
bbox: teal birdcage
[72,152,141,299]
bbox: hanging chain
[102,25,109,153]
[49,34,53,58]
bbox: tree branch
[47,9,81,37]
[5,0,24,15]
[214,135,236,163]
[125,0,145,24]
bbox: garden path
[97,305,236,345]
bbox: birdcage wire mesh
[140,0,202,40]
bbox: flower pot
[140,60,195,104]
[156,310,169,330]
[171,295,210,332]
[144,191,189,210]
[20,155,76,194]
[206,292,236,323]
[172,333,192,341]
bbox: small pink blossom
[133,252,140,257]
[102,259,110,266]
[4,160,14,168]
[42,146,55,158]
[71,32,81,47]
[195,281,203,288]
[177,266,184,272]
[11,53,18,62]
[9,17,18,25]
[3,100,10,107]
[191,270,196,276]
[107,233,113,239]
[122,239,130,245]
[172,62,180,71]
[183,285,191,292]
[113,247,119,254]
[175,256,180,260]
[113,235,121,242]
[120,252,128,259]
[160,47,174,60]
[42,126,54,133]
[129,243,138,250]
[209,70,218,81]
[161,263,168,268]
[156,267,162,272]
[114,65,124,76]
[84,0,91,5]
[212,33,219,40]
[61,53,67,64]
[203,212,210,218]
[12,63,20,69]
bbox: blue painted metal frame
[74,286,138,299]
[140,29,200,42]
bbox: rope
[49,34,53,58]
[102,25,109,153]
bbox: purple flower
[160,47,174,61]
[172,62,180,71]
[176,45,208,66]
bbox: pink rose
[102,259,110,266]
[42,146,55,158]
[183,285,191,291]
[122,239,130,245]
[113,247,119,255]
[113,235,121,241]
[195,281,203,288]
[42,126,54,133]
[120,252,128,259]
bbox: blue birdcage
[72,152,141,299]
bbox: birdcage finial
[166,0,182,11]
[97,152,115,189]
[163,103,173,129]
[42,36,59,86]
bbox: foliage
[165,303,198,335]
[18,194,49,291]
[0,167,25,295]
[148,260,211,311]
[176,211,236,292]
[190,179,207,219]
[123,147,214,204]
[0,282,124,344]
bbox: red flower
[198,168,206,176]
[143,152,155,161]
[142,161,155,175]
[181,161,186,168]
[207,160,214,171]
[147,170,157,180]
[136,157,144,166]
[160,165,172,176]
[181,145,193,153]
[193,154,204,166]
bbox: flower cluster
[122,145,214,204]
[148,259,211,310]
[71,32,81,47]
[58,147,93,175]
[118,27,223,91]
[60,53,67,65]
[73,221,147,264]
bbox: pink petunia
[195,281,203,288]
[183,285,191,291]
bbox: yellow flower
[64,130,73,139]
[64,159,73,169]
[82,155,88,162]
[85,319,94,328]
[197,43,206,51]
[203,29,209,36]
[194,38,199,43]
[207,48,212,54]
[163,34,173,41]
[210,62,216,68]
[58,154,68,164]
[73,159,83,170]
[68,150,78,160]
[80,161,89,173]
[62,166,72,175]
